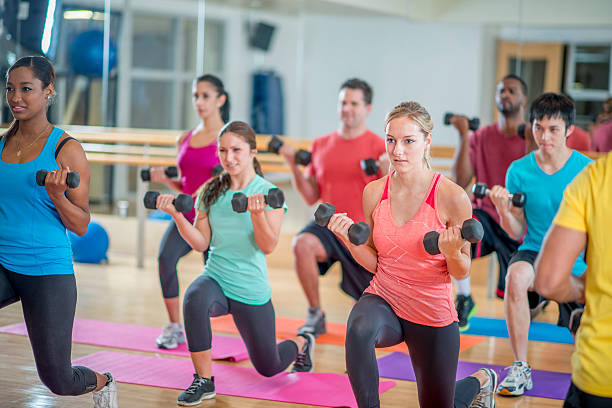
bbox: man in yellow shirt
[535,152,612,407]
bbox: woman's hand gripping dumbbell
[268,135,311,166]
[36,169,80,189]
[472,182,526,208]
[143,191,193,214]
[140,166,178,182]
[231,188,285,213]
[315,203,370,245]
[423,218,484,255]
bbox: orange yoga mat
[211,315,484,353]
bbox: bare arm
[437,181,473,280]
[535,225,586,303]
[48,137,91,236]
[450,116,474,187]
[248,193,284,254]
[158,195,211,252]
[279,144,320,205]
[489,185,526,240]
[327,179,382,273]
[149,167,183,192]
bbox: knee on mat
[253,363,279,378]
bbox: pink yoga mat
[0,318,249,362]
[73,351,395,408]
[377,352,570,400]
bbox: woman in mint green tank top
[155,121,315,406]
[1,56,117,406]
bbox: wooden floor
[0,215,572,407]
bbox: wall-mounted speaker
[249,22,275,52]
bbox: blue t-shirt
[0,127,74,275]
[506,150,592,276]
[196,174,287,305]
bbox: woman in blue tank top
[0,56,117,407]
[155,121,315,406]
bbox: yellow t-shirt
[554,152,612,398]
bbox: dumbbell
[36,169,80,188]
[517,123,526,139]
[231,188,285,213]
[444,112,480,131]
[140,166,178,182]
[360,158,379,176]
[212,164,223,177]
[314,202,370,245]
[423,218,484,255]
[472,182,526,208]
[268,135,311,166]
[143,191,193,213]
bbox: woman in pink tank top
[148,75,227,350]
[325,102,496,407]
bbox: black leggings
[346,294,480,408]
[564,382,612,408]
[183,275,299,377]
[0,263,98,395]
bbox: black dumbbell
[517,123,526,140]
[360,158,379,176]
[472,182,526,208]
[314,202,370,245]
[140,166,178,182]
[423,218,484,255]
[212,164,223,177]
[36,169,80,189]
[444,112,480,131]
[143,191,193,213]
[231,188,285,213]
[268,135,311,166]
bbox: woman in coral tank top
[326,102,497,407]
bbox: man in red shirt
[450,74,528,331]
[278,79,387,336]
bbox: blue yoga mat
[463,316,573,344]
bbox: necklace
[16,124,51,158]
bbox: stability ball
[69,221,109,264]
[69,30,117,77]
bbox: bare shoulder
[437,175,472,221]
[176,131,190,145]
[364,176,386,200]
[56,131,87,167]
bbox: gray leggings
[184,275,299,377]
[346,293,479,408]
[0,263,98,395]
[159,220,208,299]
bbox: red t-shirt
[592,121,612,153]
[469,123,526,223]
[305,130,386,222]
[567,126,591,151]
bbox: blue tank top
[0,127,74,275]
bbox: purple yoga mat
[0,318,249,362]
[377,352,571,400]
[73,351,396,407]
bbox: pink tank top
[365,173,458,327]
[177,130,220,223]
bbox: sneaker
[291,332,315,373]
[470,368,498,408]
[456,295,477,332]
[156,322,186,349]
[298,307,326,337]
[497,361,533,396]
[93,372,118,408]
[177,374,215,406]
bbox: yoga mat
[0,318,249,362]
[73,351,395,408]
[211,314,485,353]
[377,352,570,400]
[462,316,574,344]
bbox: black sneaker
[177,374,215,406]
[298,307,326,337]
[456,294,477,332]
[291,332,315,373]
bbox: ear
[44,84,55,100]
[425,132,432,148]
[565,124,575,138]
[365,104,372,115]
[217,93,227,108]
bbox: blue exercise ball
[69,221,109,264]
[69,30,117,77]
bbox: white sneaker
[497,361,532,396]
[470,368,497,407]
[93,372,118,408]
[156,322,186,349]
